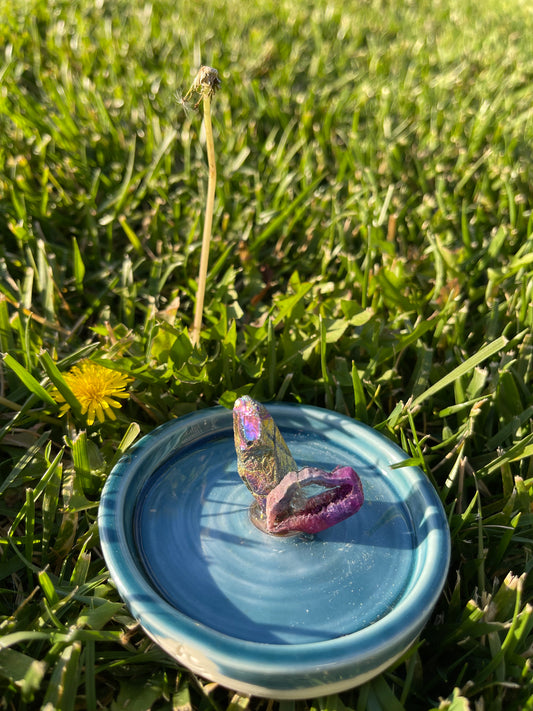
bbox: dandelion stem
[192,92,216,346]
[186,66,220,347]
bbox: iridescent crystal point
[233,396,297,522]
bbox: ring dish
[99,403,450,699]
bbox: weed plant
[0,0,532,708]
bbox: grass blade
[3,353,56,406]
[410,335,508,409]
[39,351,81,416]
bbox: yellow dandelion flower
[51,360,132,425]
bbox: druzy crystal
[233,396,364,535]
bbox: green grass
[1,0,533,707]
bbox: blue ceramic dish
[99,403,450,699]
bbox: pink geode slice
[266,465,364,535]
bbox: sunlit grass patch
[0,0,532,708]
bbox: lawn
[0,0,532,708]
